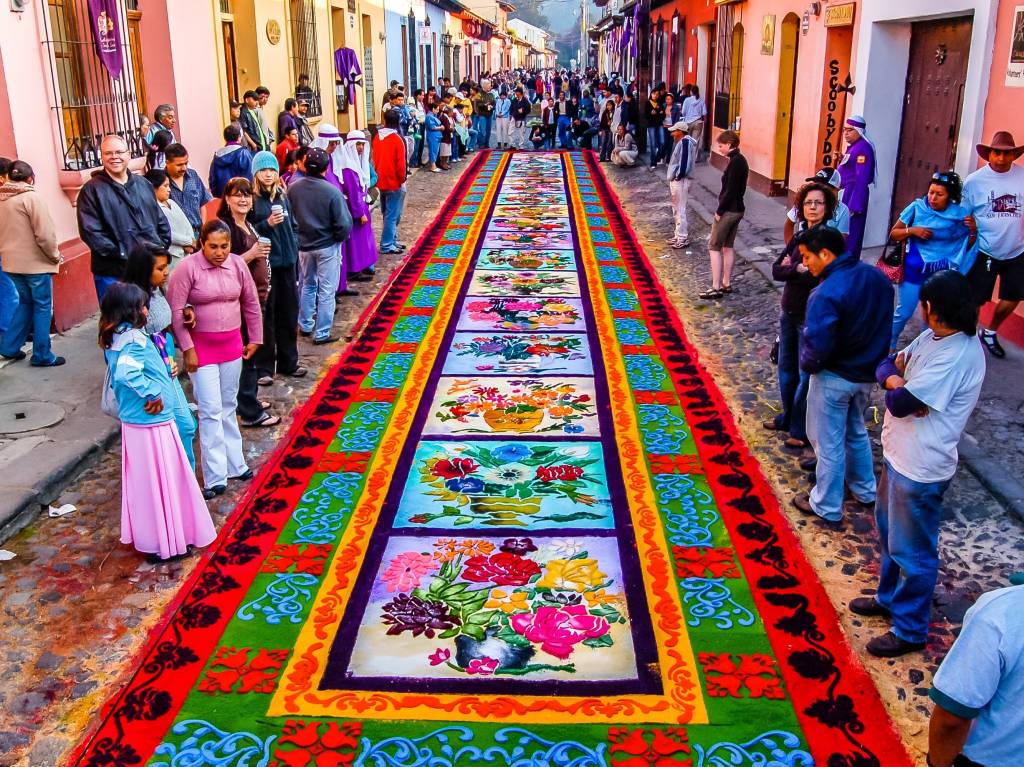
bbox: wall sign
[820,57,842,166]
[1007,5,1024,87]
[761,14,775,55]
[266,19,282,45]
[801,10,810,36]
[824,3,855,28]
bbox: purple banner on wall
[88,0,125,80]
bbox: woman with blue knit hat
[838,115,876,259]
[250,150,306,387]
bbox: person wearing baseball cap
[783,168,851,243]
[287,146,354,345]
[665,121,697,249]
[962,130,1024,358]
[837,115,876,260]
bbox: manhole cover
[0,401,66,434]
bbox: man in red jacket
[372,110,408,254]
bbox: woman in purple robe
[338,130,378,283]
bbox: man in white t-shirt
[850,270,985,657]
[962,131,1024,359]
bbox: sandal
[698,288,723,300]
[980,332,1006,358]
[720,285,734,294]
[241,412,281,428]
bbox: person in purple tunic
[837,115,876,260]
[309,123,357,297]
[338,130,378,283]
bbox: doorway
[891,16,972,219]
[771,13,799,193]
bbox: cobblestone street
[0,152,1021,766]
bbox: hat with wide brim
[976,131,1024,161]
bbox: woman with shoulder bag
[765,183,837,451]
[887,171,974,352]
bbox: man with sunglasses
[962,131,1024,358]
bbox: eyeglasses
[803,200,826,207]
[231,192,252,198]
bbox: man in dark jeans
[701,130,748,300]
[77,134,170,300]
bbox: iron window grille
[289,0,322,116]
[713,4,741,131]
[40,0,146,170]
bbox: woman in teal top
[888,171,975,350]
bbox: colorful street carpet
[71,152,913,767]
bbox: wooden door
[771,14,799,191]
[126,10,147,118]
[222,20,239,103]
[891,17,972,219]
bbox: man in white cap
[665,120,697,249]
[838,115,875,259]
[783,168,852,243]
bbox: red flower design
[198,647,288,695]
[535,464,585,482]
[431,457,479,480]
[698,653,784,699]
[608,728,691,767]
[672,547,738,580]
[462,552,541,586]
[273,720,362,766]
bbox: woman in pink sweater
[167,219,263,499]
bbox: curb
[0,422,119,544]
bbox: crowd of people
[0,64,1022,767]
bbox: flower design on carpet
[198,647,289,694]
[458,297,587,333]
[697,653,785,699]
[476,248,576,271]
[608,727,691,767]
[427,377,598,436]
[483,230,574,250]
[468,270,581,297]
[396,441,612,529]
[444,332,592,376]
[270,720,361,766]
[345,535,635,680]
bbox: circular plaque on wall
[266,19,282,45]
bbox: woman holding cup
[216,177,277,428]
[250,151,305,387]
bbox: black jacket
[240,106,268,151]
[76,171,171,278]
[717,149,748,216]
[252,190,299,268]
[772,236,819,318]
[511,97,531,122]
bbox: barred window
[41,0,146,170]
[289,0,322,117]
[713,5,742,132]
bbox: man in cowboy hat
[837,115,876,260]
[962,130,1024,358]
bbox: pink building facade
[1,0,226,330]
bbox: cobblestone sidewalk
[0,160,474,767]
[600,157,1024,761]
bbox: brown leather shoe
[791,494,814,514]
[849,597,891,618]
[866,631,925,658]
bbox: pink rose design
[466,301,493,312]
[509,605,610,659]
[466,657,499,675]
[504,301,541,311]
[428,648,451,666]
[381,551,436,593]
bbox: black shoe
[866,631,925,658]
[799,456,817,472]
[31,356,66,367]
[202,484,227,500]
[336,289,360,297]
[1,351,26,361]
[313,335,340,345]
[299,329,312,338]
[228,468,254,482]
[348,272,372,282]
[849,597,891,618]
[980,332,1006,359]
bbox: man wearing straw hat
[962,130,1024,359]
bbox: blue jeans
[379,186,407,251]
[647,127,664,167]
[557,116,573,148]
[298,244,341,342]
[891,280,919,351]
[0,273,57,365]
[0,270,18,333]
[806,371,876,521]
[472,115,490,149]
[774,312,809,442]
[875,460,950,643]
[94,275,120,303]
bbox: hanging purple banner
[88,0,125,80]
[630,3,640,58]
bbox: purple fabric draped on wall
[334,47,363,108]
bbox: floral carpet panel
[70,151,913,767]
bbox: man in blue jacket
[793,226,893,523]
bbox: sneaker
[866,631,925,658]
[980,331,1006,358]
[31,356,66,367]
[313,335,341,345]
[1,351,26,362]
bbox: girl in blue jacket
[100,283,215,562]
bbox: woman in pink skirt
[100,283,216,562]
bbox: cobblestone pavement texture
[0,161,475,767]
[0,152,1021,766]
[601,158,1024,762]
